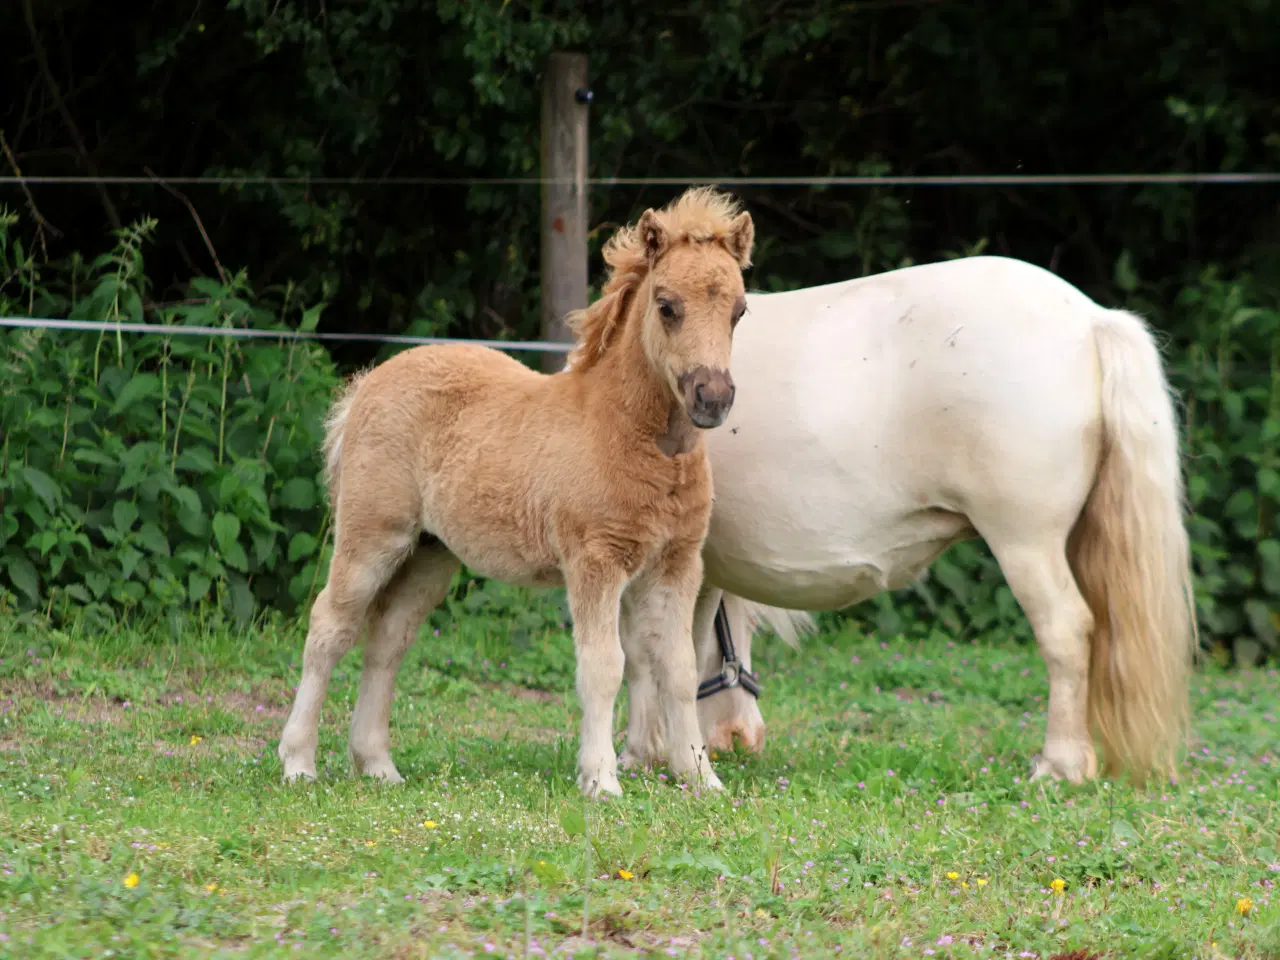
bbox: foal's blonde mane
[564,186,748,372]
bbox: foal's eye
[656,296,683,328]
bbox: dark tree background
[3,0,1280,657]
[5,0,1277,348]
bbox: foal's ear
[724,210,755,269]
[637,209,669,263]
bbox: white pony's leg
[987,537,1098,783]
[564,562,628,798]
[629,563,722,791]
[278,532,412,781]
[347,541,460,783]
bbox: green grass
[0,595,1277,959]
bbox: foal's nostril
[695,383,707,404]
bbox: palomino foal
[277,187,755,798]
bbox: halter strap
[696,598,761,701]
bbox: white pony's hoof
[281,765,317,783]
[579,767,623,798]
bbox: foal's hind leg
[348,540,460,782]
[278,530,414,781]
[618,581,708,770]
[618,593,664,770]
[622,551,722,791]
[984,534,1098,783]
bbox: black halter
[696,598,761,701]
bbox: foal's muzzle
[679,366,736,428]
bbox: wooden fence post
[539,52,590,373]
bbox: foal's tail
[320,369,372,503]
[1069,307,1197,783]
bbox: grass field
[0,590,1277,959]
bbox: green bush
[0,209,339,628]
[1168,266,1280,663]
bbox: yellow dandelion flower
[423,820,438,830]
[189,735,203,746]
[205,882,218,893]
[1050,878,1066,894]
[390,828,399,835]
[946,871,959,881]
[123,872,140,889]
[961,881,969,889]
[365,840,376,848]
[1236,897,1253,916]
[618,868,634,880]
[976,878,988,887]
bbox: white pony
[619,254,1197,785]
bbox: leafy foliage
[1170,268,1280,663]
[0,209,339,627]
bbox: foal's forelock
[564,187,754,375]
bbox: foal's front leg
[627,548,723,791]
[564,558,629,798]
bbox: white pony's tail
[320,369,372,504]
[722,593,817,649]
[1068,307,1197,783]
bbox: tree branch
[144,166,228,287]
[22,0,122,231]
[0,130,62,262]
[737,188,826,236]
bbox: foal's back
[334,343,581,586]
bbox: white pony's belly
[702,488,976,611]
[701,550,886,610]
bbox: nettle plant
[0,209,340,627]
